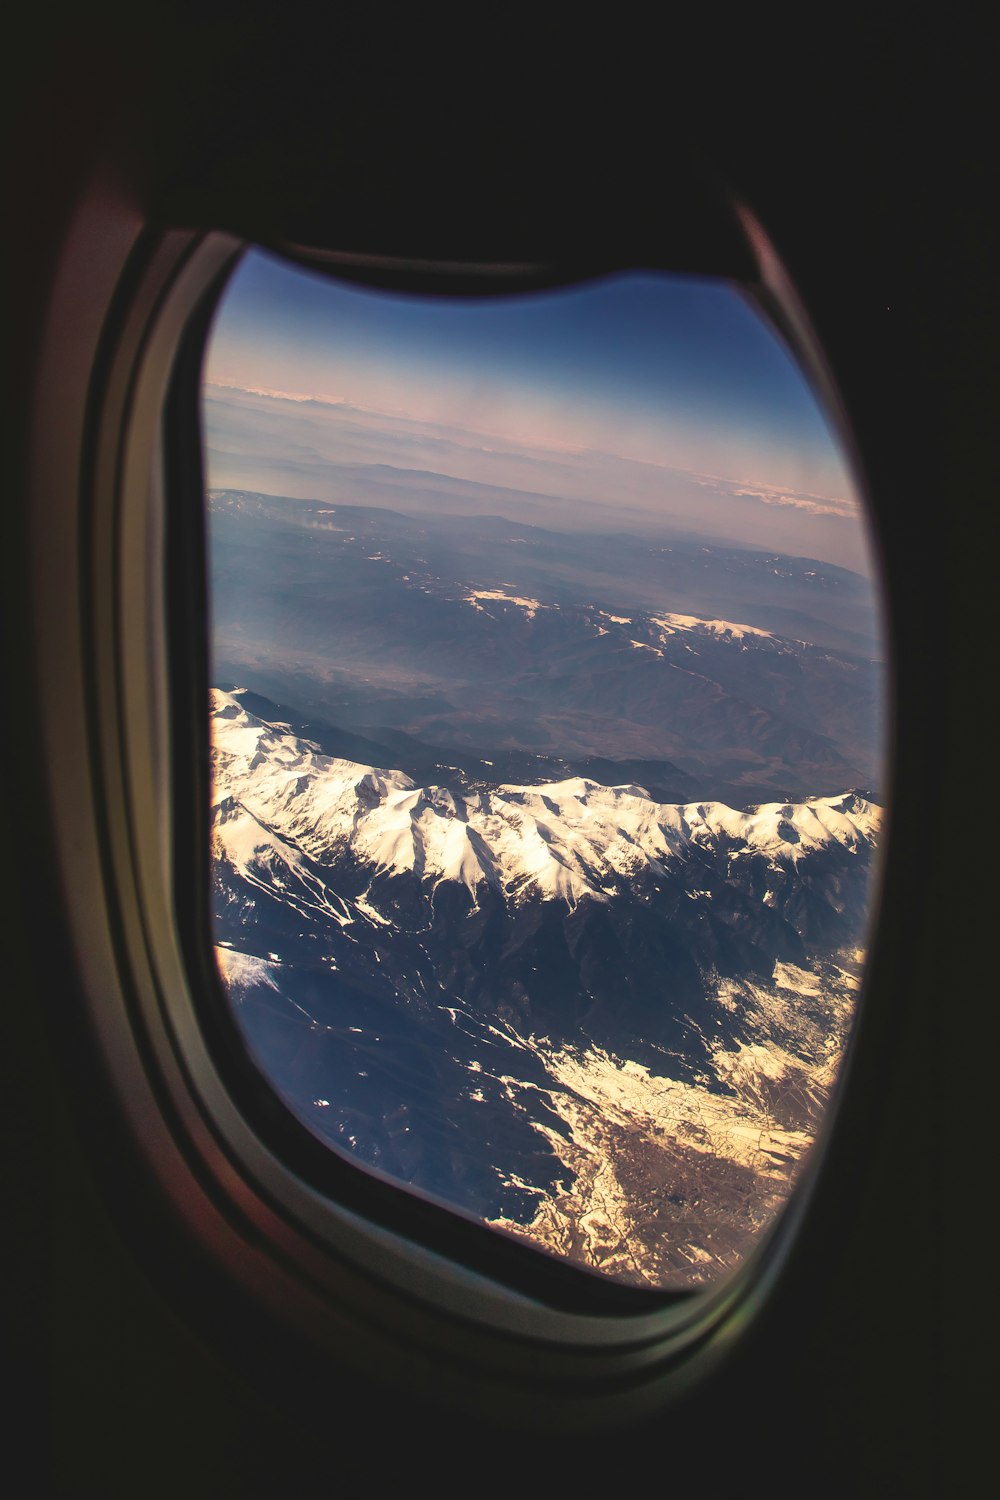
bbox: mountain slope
[210,689,880,1288]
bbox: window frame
[29,197,893,1427]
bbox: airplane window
[201,249,887,1291]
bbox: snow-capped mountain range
[212,688,878,912]
[210,687,880,1289]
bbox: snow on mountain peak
[211,692,881,909]
[464,588,547,619]
[649,612,774,642]
[210,688,415,854]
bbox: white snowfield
[463,587,547,618]
[648,612,776,642]
[211,690,880,909]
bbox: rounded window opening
[202,250,888,1292]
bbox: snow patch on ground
[650,611,774,641]
[214,946,282,994]
[486,954,861,1287]
[464,588,547,619]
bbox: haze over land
[204,251,878,578]
[204,382,872,576]
[208,490,885,803]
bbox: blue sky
[203,249,875,573]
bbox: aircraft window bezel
[71,215,890,1424]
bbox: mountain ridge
[209,688,880,1287]
[212,688,879,913]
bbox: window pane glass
[202,251,887,1289]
